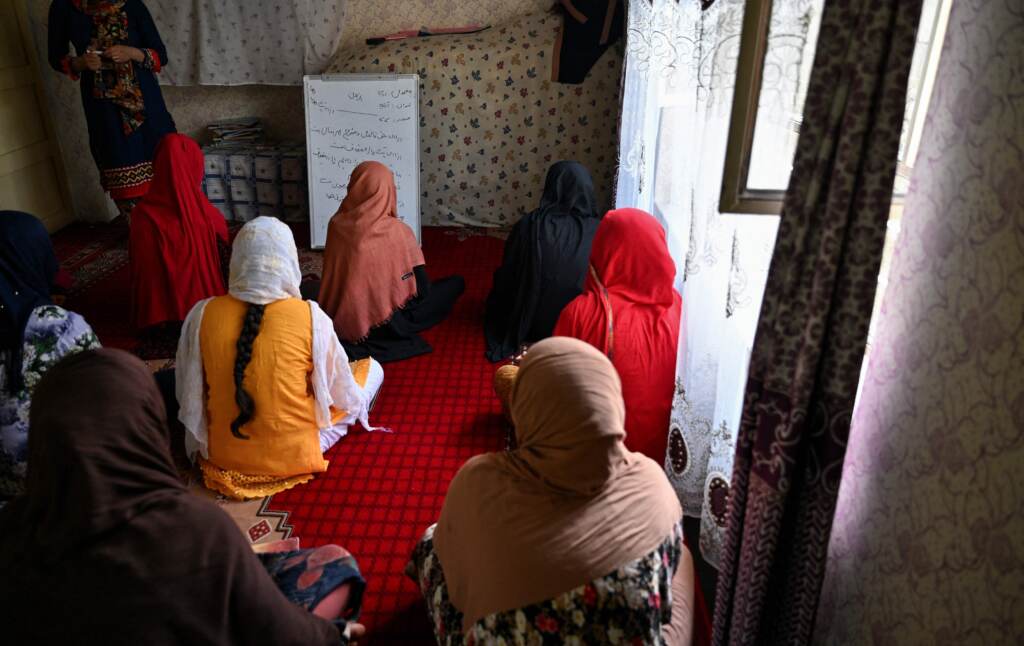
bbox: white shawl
[175,217,373,459]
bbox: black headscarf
[0,349,343,645]
[484,161,601,361]
[0,211,57,393]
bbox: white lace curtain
[149,0,348,85]
[616,0,790,567]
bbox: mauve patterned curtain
[712,0,923,643]
[814,0,1024,641]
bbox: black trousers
[304,267,465,363]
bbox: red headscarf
[129,134,228,328]
[553,208,682,463]
[319,161,425,342]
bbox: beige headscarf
[433,336,683,631]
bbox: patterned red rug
[54,222,506,644]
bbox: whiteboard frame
[303,73,421,249]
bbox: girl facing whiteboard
[175,217,381,500]
[315,162,464,363]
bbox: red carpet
[55,222,506,644]
[271,228,507,643]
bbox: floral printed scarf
[74,0,145,134]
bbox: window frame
[719,0,952,215]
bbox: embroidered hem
[102,161,153,198]
[199,459,316,500]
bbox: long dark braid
[231,303,266,439]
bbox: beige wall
[26,0,113,221]
[1,0,73,230]
[27,0,553,222]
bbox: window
[719,0,953,214]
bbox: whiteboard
[303,74,420,249]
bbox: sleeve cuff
[142,48,162,72]
[60,55,79,80]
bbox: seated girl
[0,349,366,644]
[411,337,697,645]
[552,208,682,463]
[175,216,381,500]
[484,161,601,361]
[495,208,682,463]
[0,211,100,498]
[316,161,464,362]
[129,133,229,330]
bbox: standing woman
[48,0,176,218]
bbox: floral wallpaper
[814,1,1024,642]
[330,10,621,227]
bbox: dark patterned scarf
[0,212,57,394]
[74,0,145,134]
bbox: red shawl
[554,208,682,463]
[129,134,228,328]
[319,161,425,342]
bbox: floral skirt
[258,545,365,618]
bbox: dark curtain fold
[712,0,924,643]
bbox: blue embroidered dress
[47,0,176,201]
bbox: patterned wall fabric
[814,1,1024,642]
[148,0,348,85]
[329,11,622,228]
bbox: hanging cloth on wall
[147,0,348,86]
[552,0,624,84]
[73,0,146,134]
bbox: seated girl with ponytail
[175,217,382,499]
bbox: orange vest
[200,295,328,479]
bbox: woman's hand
[347,623,366,644]
[104,45,143,64]
[73,52,102,72]
[511,343,530,366]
